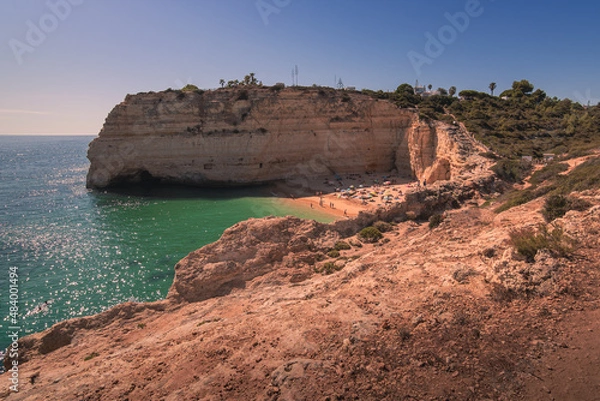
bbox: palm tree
[449,86,457,97]
[428,84,432,91]
[489,82,497,96]
[219,79,225,88]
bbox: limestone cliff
[86,87,477,188]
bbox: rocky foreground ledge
[86,86,484,189]
[4,170,600,400]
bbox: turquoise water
[0,135,333,355]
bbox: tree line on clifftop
[362,79,600,161]
[180,75,599,163]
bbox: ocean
[0,135,333,356]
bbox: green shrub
[334,241,351,251]
[181,84,199,92]
[84,352,99,361]
[359,226,383,243]
[509,225,577,262]
[509,227,547,262]
[542,194,570,222]
[529,162,569,186]
[491,160,530,183]
[428,213,444,229]
[543,225,579,258]
[551,157,600,194]
[543,194,593,222]
[494,190,536,213]
[314,262,342,275]
[327,249,340,258]
[373,221,393,233]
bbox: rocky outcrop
[5,183,600,401]
[168,216,341,303]
[86,87,478,188]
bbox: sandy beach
[273,172,424,220]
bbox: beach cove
[0,135,335,354]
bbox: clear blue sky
[1,0,599,134]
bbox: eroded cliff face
[86,87,474,188]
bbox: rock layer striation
[86,87,480,188]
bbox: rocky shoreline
[4,169,600,400]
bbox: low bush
[494,190,536,213]
[542,194,593,222]
[509,227,546,262]
[334,241,352,251]
[373,221,393,233]
[314,262,342,275]
[528,162,569,186]
[359,226,383,243]
[491,159,530,183]
[552,157,600,194]
[181,84,199,92]
[327,249,340,258]
[428,213,444,229]
[542,194,570,222]
[509,224,577,262]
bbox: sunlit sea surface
[0,135,333,355]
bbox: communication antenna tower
[291,65,299,86]
[295,65,299,86]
